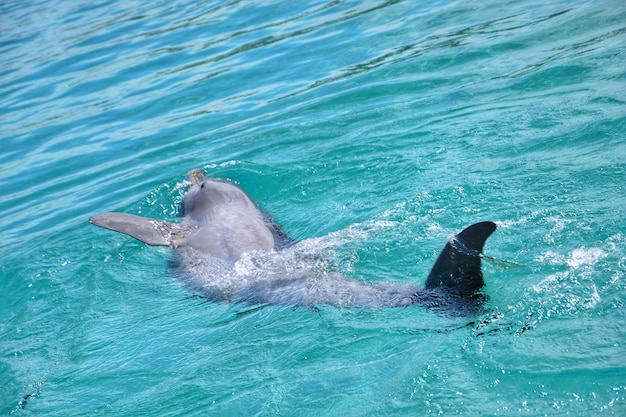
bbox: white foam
[537,246,607,269]
[566,247,606,269]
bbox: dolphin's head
[180,169,258,223]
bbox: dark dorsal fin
[425,222,497,297]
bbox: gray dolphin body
[91,169,496,310]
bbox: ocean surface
[1,0,625,415]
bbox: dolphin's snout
[188,168,208,186]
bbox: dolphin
[90,168,496,311]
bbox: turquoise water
[1,0,625,415]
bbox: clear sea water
[1,0,625,415]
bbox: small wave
[537,246,607,269]
[530,235,623,317]
[566,247,607,269]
